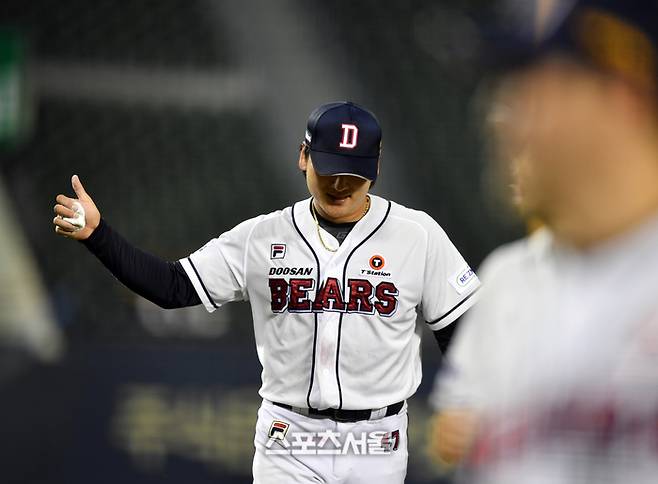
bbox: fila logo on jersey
[271,244,286,259]
[339,124,359,149]
[269,277,399,316]
[268,420,290,440]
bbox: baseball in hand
[60,201,86,232]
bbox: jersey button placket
[311,258,344,409]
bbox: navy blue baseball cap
[484,0,658,90]
[303,101,382,182]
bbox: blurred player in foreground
[429,1,658,483]
[52,101,479,483]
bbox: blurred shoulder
[478,227,552,283]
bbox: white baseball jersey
[180,194,480,410]
[432,215,658,484]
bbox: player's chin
[325,193,351,206]
[318,201,352,220]
[322,195,354,214]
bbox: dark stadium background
[0,1,523,483]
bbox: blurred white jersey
[181,194,479,410]
[432,215,658,484]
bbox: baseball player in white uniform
[53,101,480,483]
[429,2,658,483]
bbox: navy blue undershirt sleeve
[81,219,201,309]
[433,320,458,354]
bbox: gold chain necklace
[311,196,371,252]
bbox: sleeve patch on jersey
[449,266,478,295]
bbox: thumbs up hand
[53,175,101,240]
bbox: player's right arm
[53,175,201,309]
[427,289,493,469]
[428,318,484,469]
[427,242,521,468]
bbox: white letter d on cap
[339,124,359,149]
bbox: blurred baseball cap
[485,0,658,91]
[303,101,381,182]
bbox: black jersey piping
[291,201,322,409]
[337,200,392,409]
[187,257,219,309]
[426,285,481,325]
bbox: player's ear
[298,144,309,171]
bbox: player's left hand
[53,174,101,240]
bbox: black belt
[272,400,404,423]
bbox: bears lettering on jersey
[269,277,399,317]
